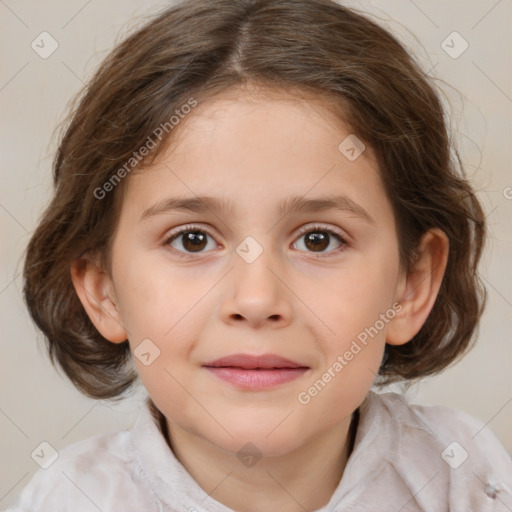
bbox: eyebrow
[141,194,374,224]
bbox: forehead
[166,83,350,154]
[120,85,391,228]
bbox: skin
[72,84,449,512]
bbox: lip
[203,354,306,369]
[202,354,309,390]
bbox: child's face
[106,86,406,456]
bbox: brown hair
[23,0,486,399]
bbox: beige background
[1,0,511,508]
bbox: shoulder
[367,391,512,509]
[5,427,155,512]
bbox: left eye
[292,226,346,254]
[164,224,347,256]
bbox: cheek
[304,254,398,339]
[113,254,209,378]
[299,245,399,399]
[297,314,388,429]
[113,253,199,337]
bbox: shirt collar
[131,392,398,511]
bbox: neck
[161,411,358,512]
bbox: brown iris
[181,231,208,252]
[304,231,330,252]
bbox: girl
[9,0,512,510]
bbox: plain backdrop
[1,0,511,508]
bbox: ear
[70,255,128,343]
[386,228,449,346]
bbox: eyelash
[163,223,349,259]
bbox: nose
[220,247,293,330]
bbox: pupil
[184,231,207,251]
[306,232,328,251]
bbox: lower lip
[204,367,308,389]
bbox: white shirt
[4,391,512,511]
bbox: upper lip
[203,354,308,370]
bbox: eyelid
[294,222,347,240]
[163,223,218,245]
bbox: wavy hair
[23,0,486,398]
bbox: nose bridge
[221,233,293,327]
[233,233,281,296]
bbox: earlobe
[386,228,449,346]
[70,255,128,343]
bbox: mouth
[202,354,310,390]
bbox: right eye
[163,224,219,257]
